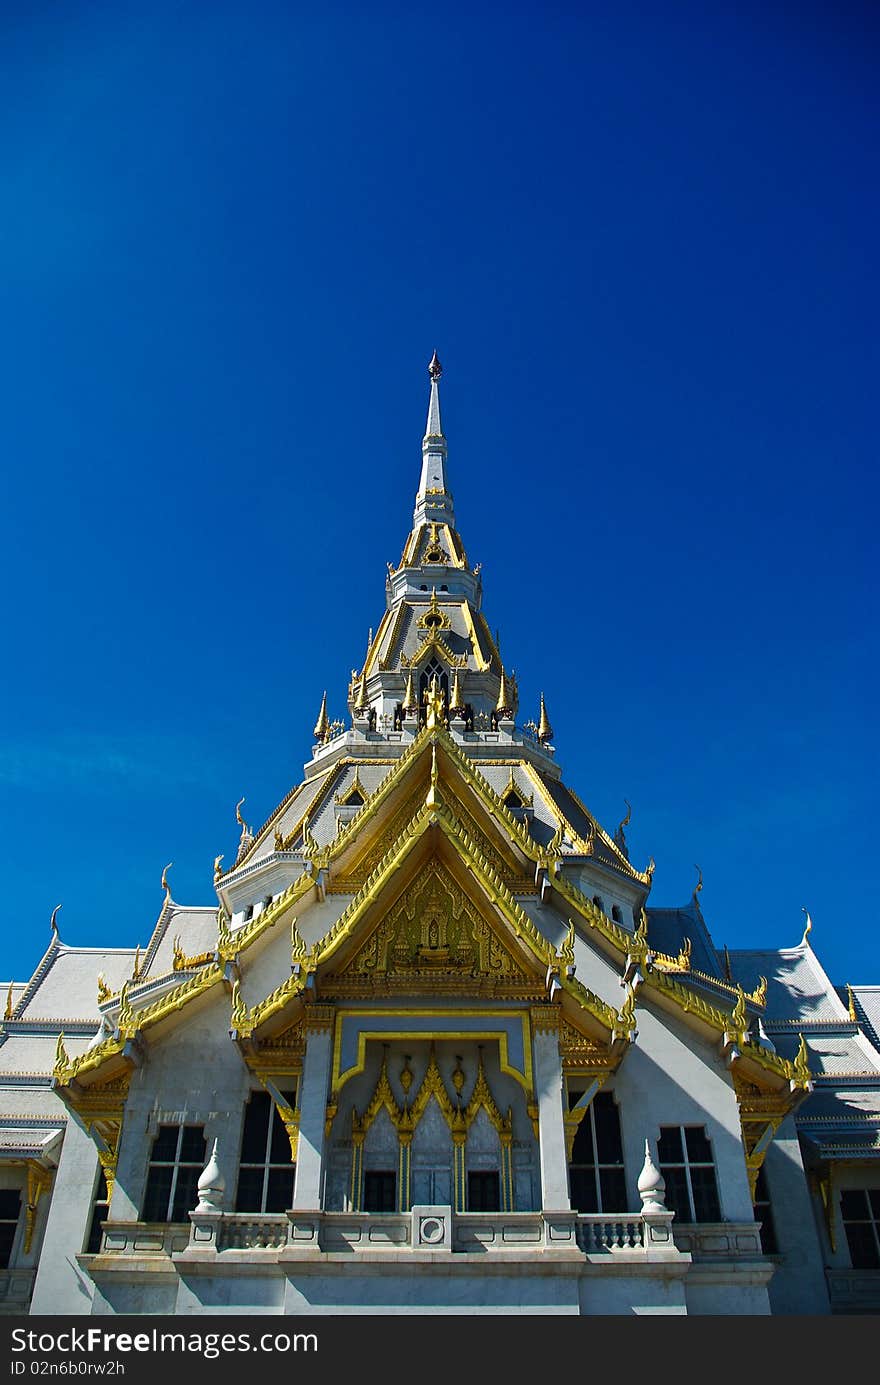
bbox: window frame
[142,1123,207,1224]
[840,1188,880,1269]
[657,1124,722,1224]
[567,1089,627,1214]
[234,1089,297,1215]
[0,1189,22,1269]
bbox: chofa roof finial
[428,350,442,382]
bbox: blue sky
[0,2,876,990]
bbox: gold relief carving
[558,1019,610,1068]
[301,1004,336,1035]
[326,860,531,996]
[530,1005,561,1036]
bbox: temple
[1,359,878,1316]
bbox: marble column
[292,1006,335,1211]
[531,1009,570,1211]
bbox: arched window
[611,905,623,924]
[593,895,605,913]
[418,657,448,725]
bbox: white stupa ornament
[195,1138,225,1212]
[637,1139,667,1215]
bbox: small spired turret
[537,692,553,745]
[414,353,455,528]
[313,691,330,744]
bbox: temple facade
[1,358,878,1316]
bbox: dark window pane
[265,1167,295,1213]
[690,1165,721,1222]
[0,1191,21,1219]
[569,1168,598,1213]
[593,1093,623,1164]
[178,1126,207,1164]
[364,1171,396,1213]
[840,1189,869,1219]
[241,1093,271,1163]
[661,1166,690,1221]
[171,1164,201,1221]
[151,1125,180,1162]
[235,1166,265,1214]
[142,1165,173,1222]
[599,1167,628,1213]
[468,1171,500,1212]
[571,1115,596,1165]
[568,1087,584,1112]
[657,1128,683,1164]
[754,1167,778,1255]
[684,1127,713,1164]
[869,1190,880,1218]
[269,1109,292,1164]
[844,1221,880,1270]
[0,1222,16,1268]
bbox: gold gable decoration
[324,859,541,999]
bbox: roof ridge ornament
[428,351,442,382]
[800,907,813,947]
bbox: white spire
[415,352,455,527]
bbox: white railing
[218,1215,289,1251]
[577,1215,645,1252]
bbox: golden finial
[428,350,442,382]
[172,936,185,971]
[274,828,285,851]
[50,904,61,937]
[692,865,703,908]
[54,1032,69,1075]
[449,667,463,714]
[495,668,512,715]
[801,907,813,946]
[97,973,111,1003]
[615,799,631,852]
[846,984,858,1023]
[677,937,692,971]
[646,857,655,881]
[424,675,446,729]
[635,908,649,944]
[403,668,416,711]
[132,945,141,982]
[354,672,369,715]
[731,984,748,1037]
[213,854,224,883]
[4,982,14,1021]
[537,692,553,743]
[313,691,330,743]
[161,861,173,897]
[792,1033,812,1087]
[235,797,248,831]
[751,975,768,1007]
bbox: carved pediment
[323,860,542,998]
